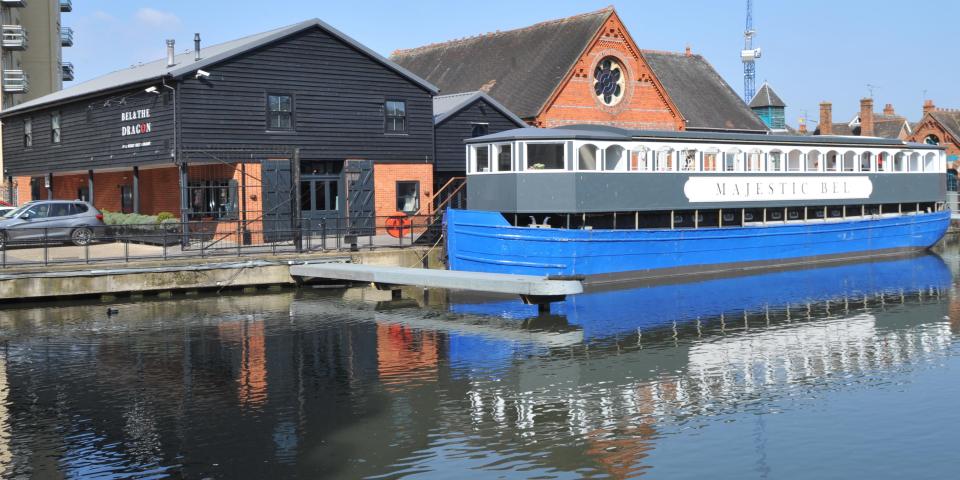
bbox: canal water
[2,248,960,479]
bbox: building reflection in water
[0,253,954,478]
[219,318,269,409]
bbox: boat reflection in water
[451,253,952,340]
[430,253,954,477]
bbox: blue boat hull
[445,208,951,279]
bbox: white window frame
[524,141,568,172]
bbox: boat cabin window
[767,151,783,171]
[924,153,938,172]
[631,149,651,171]
[787,150,803,172]
[825,152,839,171]
[894,153,906,172]
[842,151,857,172]
[744,151,761,171]
[527,143,565,170]
[605,145,628,171]
[723,151,739,172]
[860,152,872,172]
[702,152,718,172]
[909,153,922,172]
[473,145,490,173]
[681,150,697,171]
[655,150,673,172]
[807,151,821,171]
[496,144,512,172]
[578,144,600,171]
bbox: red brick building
[909,100,960,168]
[391,7,766,134]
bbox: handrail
[413,176,465,216]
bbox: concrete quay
[0,247,442,304]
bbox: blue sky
[68,0,959,126]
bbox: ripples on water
[0,252,959,479]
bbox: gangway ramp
[289,263,583,309]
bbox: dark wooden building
[0,19,438,239]
[432,91,525,186]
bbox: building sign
[120,108,151,137]
[683,176,873,203]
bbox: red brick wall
[373,163,433,217]
[910,112,960,169]
[536,12,683,130]
[14,175,33,205]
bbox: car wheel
[71,227,93,247]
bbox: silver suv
[0,200,105,247]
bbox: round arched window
[593,57,626,106]
[925,134,940,145]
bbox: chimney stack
[798,120,808,135]
[166,39,176,67]
[883,103,895,116]
[923,99,936,114]
[194,33,201,61]
[819,101,833,135]
[859,97,874,137]
[684,44,692,56]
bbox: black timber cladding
[2,85,175,176]
[434,96,526,173]
[1,20,437,177]
[179,27,434,163]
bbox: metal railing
[1,25,26,50]
[2,69,28,93]
[60,26,72,47]
[61,62,73,81]
[0,214,443,269]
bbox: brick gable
[536,12,683,130]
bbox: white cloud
[134,7,181,29]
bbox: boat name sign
[684,176,873,202]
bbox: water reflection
[0,253,955,478]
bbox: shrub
[156,211,175,222]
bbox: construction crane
[741,0,761,102]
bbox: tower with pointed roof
[749,82,786,131]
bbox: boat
[445,125,949,282]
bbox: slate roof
[1,18,438,117]
[815,114,909,139]
[391,8,611,119]
[642,51,768,133]
[748,82,786,108]
[432,91,526,126]
[872,116,910,139]
[929,111,960,141]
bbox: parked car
[0,200,105,248]
[0,206,15,218]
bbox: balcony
[61,62,73,81]
[60,26,72,47]
[1,25,26,50]
[2,70,28,93]
[0,0,26,8]
[59,0,71,12]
